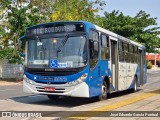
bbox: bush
[147,61,152,69]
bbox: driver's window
[89,30,99,69]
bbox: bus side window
[101,34,109,60]
[89,30,99,69]
[129,44,134,63]
[134,47,138,63]
[119,40,124,62]
[143,49,146,64]
[132,45,135,63]
[124,43,129,62]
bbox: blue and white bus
[19,21,147,100]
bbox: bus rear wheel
[47,95,60,100]
[132,76,138,92]
[98,81,108,101]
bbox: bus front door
[110,40,118,91]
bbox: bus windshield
[26,36,87,68]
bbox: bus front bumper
[23,79,89,98]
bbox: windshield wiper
[57,35,69,52]
[36,36,46,50]
[36,36,46,60]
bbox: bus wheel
[47,95,59,100]
[133,76,138,92]
[99,81,108,101]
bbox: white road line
[0,89,16,92]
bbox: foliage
[51,0,106,22]
[147,61,152,69]
[0,0,50,63]
[0,48,22,64]
[98,10,160,53]
[29,0,54,22]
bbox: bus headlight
[79,73,88,81]
[24,75,35,85]
[68,73,88,86]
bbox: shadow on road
[11,88,142,108]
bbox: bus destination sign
[25,23,85,36]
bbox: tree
[99,10,160,52]
[0,0,50,63]
[51,0,106,22]
[29,0,54,22]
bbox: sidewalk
[0,79,22,86]
[44,89,160,120]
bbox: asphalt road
[0,85,31,100]
[0,70,159,100]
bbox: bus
[19,21,147,100]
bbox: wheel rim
[102,84,107,99]
[134,77,137,91]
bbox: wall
[0,59,23,79]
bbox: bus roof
[81,21,145,49]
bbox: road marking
[0,89,16,92]
[67,89,160,119]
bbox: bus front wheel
[47,95,60,100]
[98,81,108,101]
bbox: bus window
[89,30,99,69]
[135,46,138,63]
[129,44,134,63]
[132,45,135,63]
[119,40,124,62]
[124,43,129,62]
[143,49,146,64]
[101,34,109,60]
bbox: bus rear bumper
[23,80,89,98]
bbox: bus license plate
[44,87,55,91]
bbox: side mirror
[18,36,26,58]
[19,52,25,58]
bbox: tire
[47,95,60,100]
[132,76,138,92]
[98,81,108,101]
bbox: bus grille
[36,87,65,93]
[30,71,77,76]
[35,80,67,84]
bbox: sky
[100,0,160,27]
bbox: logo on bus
[50,59,58,68]
[50,59,67,68]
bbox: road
[0,70,159,120]
[0,85,31,100]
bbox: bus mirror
[19,52,25,58]
[18,37,25,58]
